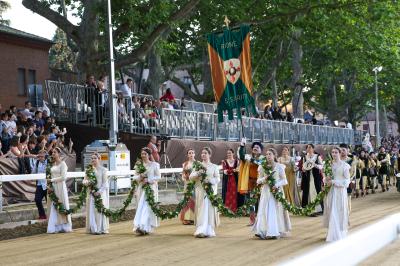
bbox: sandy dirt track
[1,189,399,266]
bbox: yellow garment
[238,160,250,194]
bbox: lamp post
[373,66,382,148]
[107,0,118,145]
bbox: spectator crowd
[0,101,73,174]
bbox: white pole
[107,0,118,145]
[374,69,380,148]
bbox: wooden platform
[1,188,399,266]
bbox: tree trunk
[201,50,213,100]
[290,29,303,118]
[271,69,278,107]
[380,105,388,137]
[292,83,304,118]
[145,47,164,98]
[326,81,339,122]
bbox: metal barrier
[45,80,363,145]
[280,212,400,266]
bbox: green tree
[0,0,10,26]
[49,28,77,71]
[22,0,201,78]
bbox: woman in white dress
[253,148,291,240]
[133,147,161,235]
[189,147,220,238]
[323,147,350,242]
[47,147,72,233]
[83,153,109,234]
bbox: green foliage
[49,28,77,71]
[0,0,10,26]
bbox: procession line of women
[45,145,351,242]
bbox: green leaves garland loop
[46,160,137,220]
[84,164,138,221]
[192,161,261,218]
[46,159,87,215]
[260,158,332,216]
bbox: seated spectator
[286,112,294,122]
[160,88,175,102]
[22,101,34,119]
[9,105,17,115]
[32,111,45,134]
[26,125,37,139]
[180,97,187,108]
[170,99,179,109]
[9,136,22,158]
[17,113,30,128]
[1,127,11,153]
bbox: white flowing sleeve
[207,165,220,185]
[333,163,351,188]
[148,163,161,183]
[189,170,199,180]
[257,165,266,184]
[98,168,109,193]
[51,162,68,183]
[132,168,140,181]
[275,164,288,187]
[315,155,323,170]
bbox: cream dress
[323,160,350,242]
[133,161,161,233]
[47,161,72,233]
[85,165,109,234]
[189,162,220,237]
[252,163,291,238]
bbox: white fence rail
[0,168,184,212]
[280,213,400,266]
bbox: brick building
[0,25,53,108]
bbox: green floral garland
[135,159,195,220]
[84,164,138,221]
[192,161,261,218]
[260,158,332,216]
[46,159,87,215]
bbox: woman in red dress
[180,149,196,225]
[222,149,242,212]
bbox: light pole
[107,0,118,145]
[373,66,382,148]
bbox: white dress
[189,162,220,237]
[252,163,291,238]
[85,166,109,234]
[323,160,350,242]
[47,161,72,233]
[133,161,161,233]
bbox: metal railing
[45,80,363,145]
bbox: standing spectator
[120,78,133,112]
[120,78,133,98]
[160,88,175,102]
[33,150,48,220]
[147,135,160,162]
[95,75,107,125]
[85,74,97,107]
[345,120,353,129]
